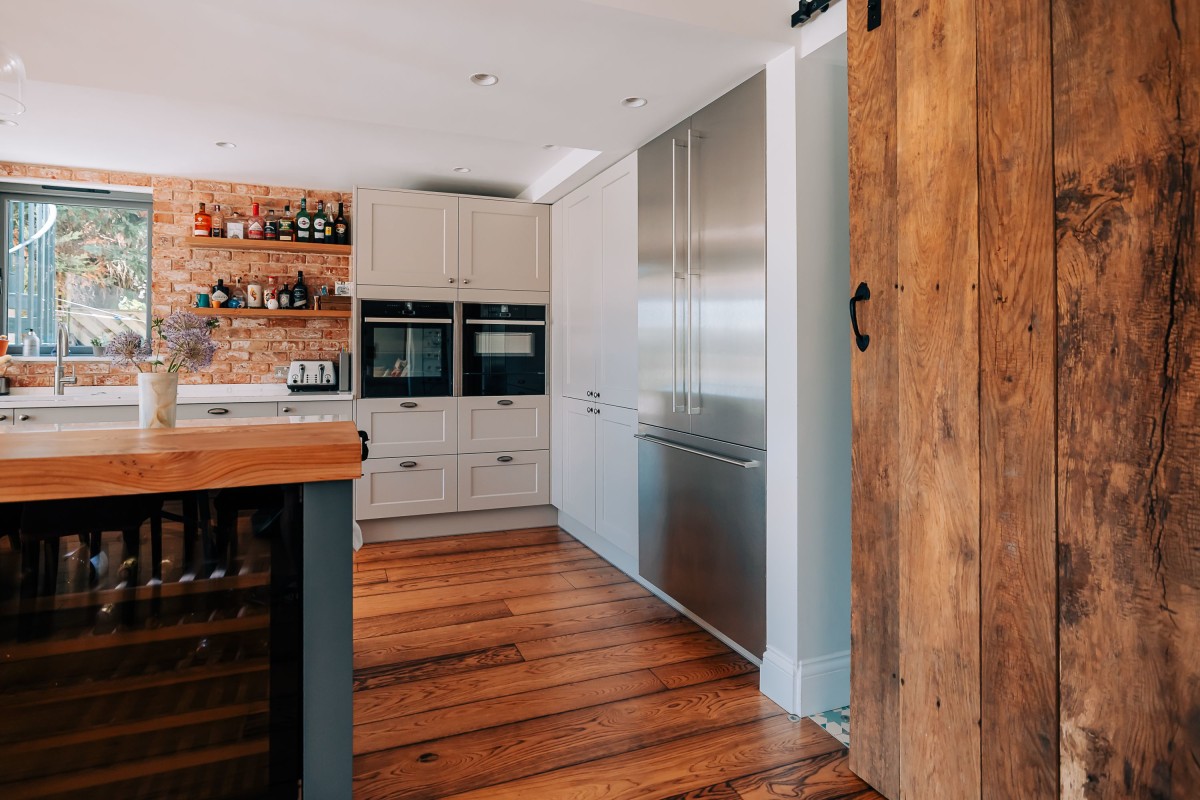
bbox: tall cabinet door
[356,190,458,288]
[559,397,598,529]
[597,154,639,410]
[594,404,638,561]
[459,199,550,291]
[559,188,601,402]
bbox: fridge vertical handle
[686,129,701,415]
[671,138,686,412]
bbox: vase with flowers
[108,311,219,428]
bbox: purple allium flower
[166,327,218,372]
[160,311,215,339]
[107,331,151,367]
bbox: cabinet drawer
[11,405,138,425]
[357,397,457,458]
[457,450,550,512]
[176,402,277,420]
[277,400,354,418]
[356,455,458,520]
[458,396,549,453]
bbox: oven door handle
[362,317,454,324]
[463,319,546,326]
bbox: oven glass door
[460,304,547,396]
[360,301,454,398]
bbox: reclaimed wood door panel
[846,0,900,794]
[895,0,982,796]
[976,0,1059,796]
[1053,1,1200,797]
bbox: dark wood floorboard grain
[352,528,861,800]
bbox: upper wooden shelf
[187,236,351,257]
[193,307,351,319]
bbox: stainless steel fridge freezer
[637,70,767,657]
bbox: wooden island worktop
[0,418,363,503]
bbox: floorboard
[352,527,865,800]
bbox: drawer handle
[497,399,514,406]
[18,414,30,421]
[0,414,7,421]
[281,406,293,413]
[496,456,514,463]
[401,402,419,409]
[400,461,418,468]
[207,407,230,415]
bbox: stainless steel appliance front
[638,70,768,657]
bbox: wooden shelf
[193,307,350,319]
[187,236,351,257]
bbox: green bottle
[295,198,312,242]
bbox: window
[2,183,152,355]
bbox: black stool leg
[150,512,163,584]
[120,527,140,586]
[42,538,61,596]
[20,537,38,600]
[181,494,198,579]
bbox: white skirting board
[760,646,850,717]
[359,505,559,543]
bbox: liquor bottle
[325,200,337,242]
[295,198,312,242]
[334,201,348,244]
[246,277,263,308]
[229,277,247,309]
[265,275,279,305]
[247,203,266,240]
[292,270,309,309]
[193,202,212,236]
[279,282,292,309]
[264,208,279,240]
[278,204,295,241]
[225,208,245,239]
[209,204,224,238]
[313,199,327,242]
[211,278,230,308]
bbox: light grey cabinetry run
[5,399,353,427]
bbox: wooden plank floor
[352,527,881,800]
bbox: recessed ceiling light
[215,141,237,149]
[0,119,16,127]
[621,97,648,108]
[453,167,472,174]
[470,73,499,87]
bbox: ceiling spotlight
[215,141,237,149]
[0,119,16,127]
[453,167,472,174]
[621,97,648,108]
[470,73,499,87]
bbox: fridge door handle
[685,129,700,415]
[671,137,686,412]
[634,434,760,468]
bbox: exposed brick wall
[0,161,351,387]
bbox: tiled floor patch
[809,705,850,747]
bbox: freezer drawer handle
[634,434,760,469]
[400,402,419,409]
[400,461,418,468]
[497,399,514,406]
[496,456,514,463]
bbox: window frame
[1,182,153,356]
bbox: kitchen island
[0,418,362,800]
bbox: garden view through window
[2,185,151,355]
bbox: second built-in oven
[460,303,547,396]
[360,300,454,398]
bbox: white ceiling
[0,0,804,201]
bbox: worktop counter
[0,417,363,503]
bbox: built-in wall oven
[460,302,547,396]
[359,300,454,398]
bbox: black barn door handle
[849,282,871,352]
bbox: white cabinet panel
[277,400,354,418]
[560,191,601,402]
[560,397,598,529]
[459,199,550,292]
[597,160,640,410]
[356,455,458,519]
[357,189,459,289]
[595,404,638,557]
[357,397,457,458]
[458,450,550,512]
[458,396,549,453]
[175,402,277,420]
[11,405,138,425]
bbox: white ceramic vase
[138,371,179,429]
